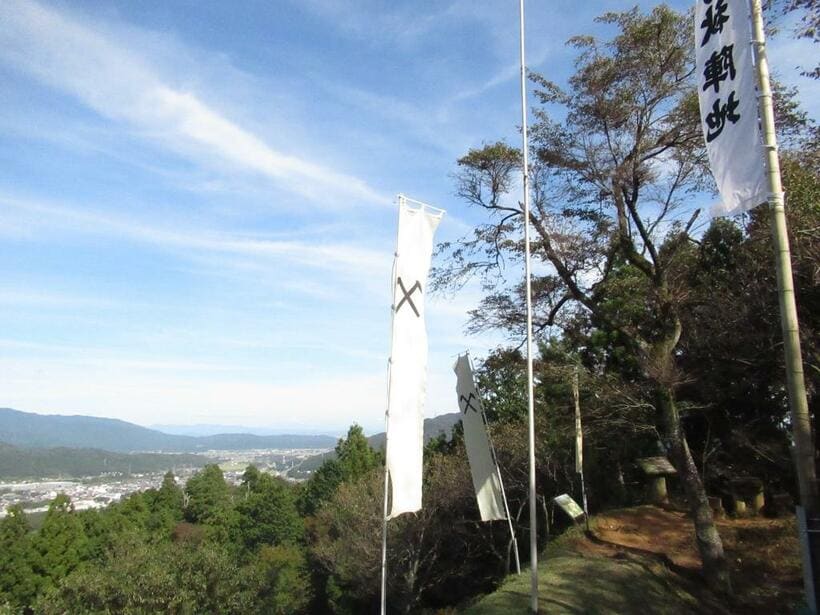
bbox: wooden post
[650,476,669,505]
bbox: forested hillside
[0,442,207,480]
[0,408,336,453]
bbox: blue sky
[0,0,816,434]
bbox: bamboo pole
[749,0,818,517]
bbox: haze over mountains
[150,424,341,437]
[0,407,462,480]
[0,408,337,453]
[0,408,461,455]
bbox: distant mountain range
[0,442,207,480]
[0,408,337,453]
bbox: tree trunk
[655,385,732,594]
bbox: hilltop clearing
[462,506,802,614]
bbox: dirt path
[462,505,803,614]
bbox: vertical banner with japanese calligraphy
[386,199,443,518]
[696,0,767,217]
[454,354,507,521]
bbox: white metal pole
[470,353,522,575]
[380,195,405,615]
[380,420,389,615]
[518,0,538,612]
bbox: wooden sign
[553,494,585,521]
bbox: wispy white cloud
[442,42,555,115]
[0,193,390,280]
[293,0,460,47]
[0,340,250,374]
[0,0,390,207]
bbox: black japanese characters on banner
[700,0,729,46]
[700,0,740,143]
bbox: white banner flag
[454,354,507,521]
[574,387,583,475]
[386,199,442,518]
[696,0,767,217]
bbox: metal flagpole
[749,0,818,520]
[380,426,389,615]
[469,353,522,575]
[380,195,404,615]
[518,0,538,612]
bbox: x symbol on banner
[396,277,422,317]
[460,393,478,414]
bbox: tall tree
[435,6,732,590]
[336,424,379,481]
[234,468,303,551]
[676,149,819,492]
[33,495,88,588]
[312,454,508,614]
[183,464,232,526]
[299,424,379,516]
[0,505,39,608]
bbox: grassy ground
[459,506,803,615]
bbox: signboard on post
[553,494,585,523]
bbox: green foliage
[0,441,206,480]
[335,424,379,481]
[313,454,511,614]
[299,458,344,517]
[299,424,378,516]
[183,464,231,525]
[250,544,313,614]
[37,536,257,614]
[234,468,303,551]
[0,505,40,608]
[143,471,185,535]
[33,494,88,587]
[675,151,820,492]
[475,349,528,423]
